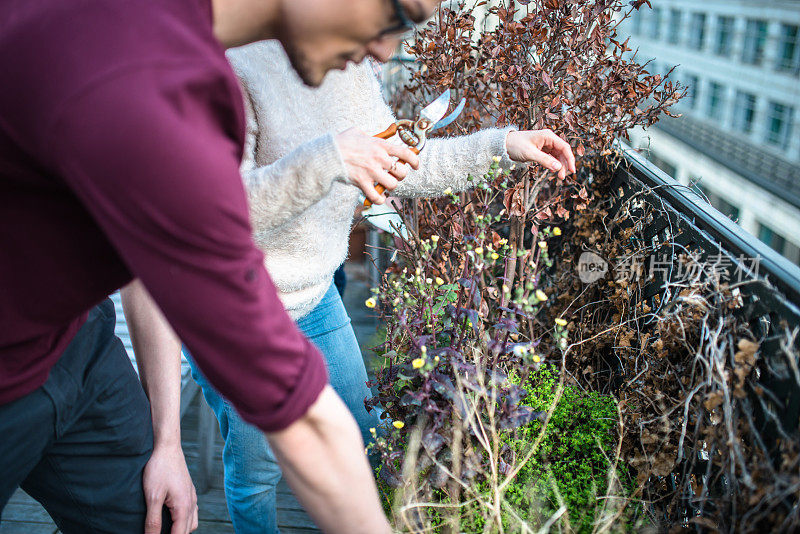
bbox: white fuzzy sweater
[228,41,514,319]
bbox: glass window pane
[776,24,799,73]
[649,7,662,40]
[683,74,699,109]
[668,9,681,45]
[706,81,724,120]
[765,101,795,148]
[759,223,786,254]
[689,13,706,50]
[631,9,643,35]
[742,19,768,65]
[732,91,757,134]
[714,16,734,56]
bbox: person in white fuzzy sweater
[124,40,575,533]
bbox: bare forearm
[121,279,183,447]
[267,386,391,534]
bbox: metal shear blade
[432,97,466,131]
[419,89,451,124]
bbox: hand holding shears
[362,90,465,207]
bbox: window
[713,196,740,222]
[631,10,643,36]
[649,7,662,40]
[683,73,699,109]
[784,241,800,266]
[688,13,707,50]
[649,153,677,177]
[776,24,800,73]
[668,9,681,45]
[693,184,740,222]
[765,101,794,148]
[714,16,734,56]
[732,91,757,134]
[706,81,725,120]
[758,223,800,265]
[759,223,787,254]
[742,19,768,65]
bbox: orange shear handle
[364,123,419,207]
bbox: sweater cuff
[303,132,349,190]
[238,338,330,432]
[493,126,518,170]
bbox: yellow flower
[365,297,377,308]
[491,252,500,260]
[393,421,405,429]
[474,247,484,256]
[435,277,445,286]
[532,354,541,363]
[498,238,508,245]
[443,187,453,195]
[555,318,568,327]
[538,240,548,249]
[492,155,501,163]
[535,289,548,301]
[553,227,562,236]
[430,235,439,243]
[412,358,425,369]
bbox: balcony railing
[611,145,800,491]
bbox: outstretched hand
[335,127,420,205]
[505,129,577,180]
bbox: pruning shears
[363,89,466,207]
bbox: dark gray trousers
[0,299,168,533]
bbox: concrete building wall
[620,0,800,264]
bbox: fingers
[384,142,420,169]
[191,486,198,532]
[362,181,387,205]
[191,501,199,532]
[388,160,409,181]
[540,129,577,175]
[353,159,404,204]
[169,505,188,534]
[144,493,164,534]
[531,149,564,175]
[167,490,197,534]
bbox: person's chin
[282,45,324,87]
[298,70,325,87]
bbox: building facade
[622,0,800,264]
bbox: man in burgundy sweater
[0,0,439,532]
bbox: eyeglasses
[378,0,416,37]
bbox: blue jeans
[188,282,379,533]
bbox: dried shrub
[550,159,800,532]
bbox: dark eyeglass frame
[379,0,416,37]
